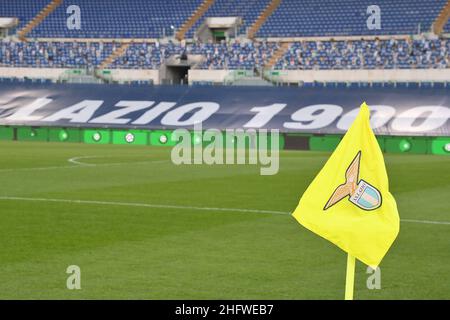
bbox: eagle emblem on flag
[324,151,382,211]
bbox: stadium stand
[0,39,280,70]
[445,0,450,33]
[185,0,272,39]
[0,40,113,68]
[108,42,163,69]
[1,0,51,30]
[176,0,215,41]
[0,0,449,84]
[257,0,449,37]
[275,39,450,70]
[17,0,62,40]
[28,0,204,38]
[2,38,448,71]
[107,40,280,70]
[3,0,450,39]
[189,40,279,69]
[247,0,281,39]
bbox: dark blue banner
[0,83,448,136]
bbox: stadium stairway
[176,0,215,40]
[99,43,130,69]
[17,0,62,40]
[433,0,450,35]
[264,42,290,69]
[247,0,281,39]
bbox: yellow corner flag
[292,102,399,268]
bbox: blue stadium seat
[0,0,50,30]
[257,0,448,37]
[29,0,203,38]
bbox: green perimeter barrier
[376,136,385,152]
[1,125,447,155]
[259,132,285,150]
[284,133,311,150]
[192,131,285,150]
[171,130,220,147]
[16,127,48,142]
[112,129,148,145]
[309,135,385,152]
[171,130,213,146]
[150,130,178,146]
[48,127,82,142]
[384,136,429,154]
[430,137,450,155]
[83,129,111,144]
[0,126,14,140]
[309,135,341,152]
[168,130,285,150]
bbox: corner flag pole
[345,253,356,300]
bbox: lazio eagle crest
[324,151,382,211]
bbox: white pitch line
[401,219,450,226]
[0,165,76,173]
[0,196,448,226]
[67,155,98,166]
[67,155,168,167]
[0,159,168,173]
[0,196,287,215]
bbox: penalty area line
[0,196,448,226]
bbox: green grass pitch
[0,140,448,299]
